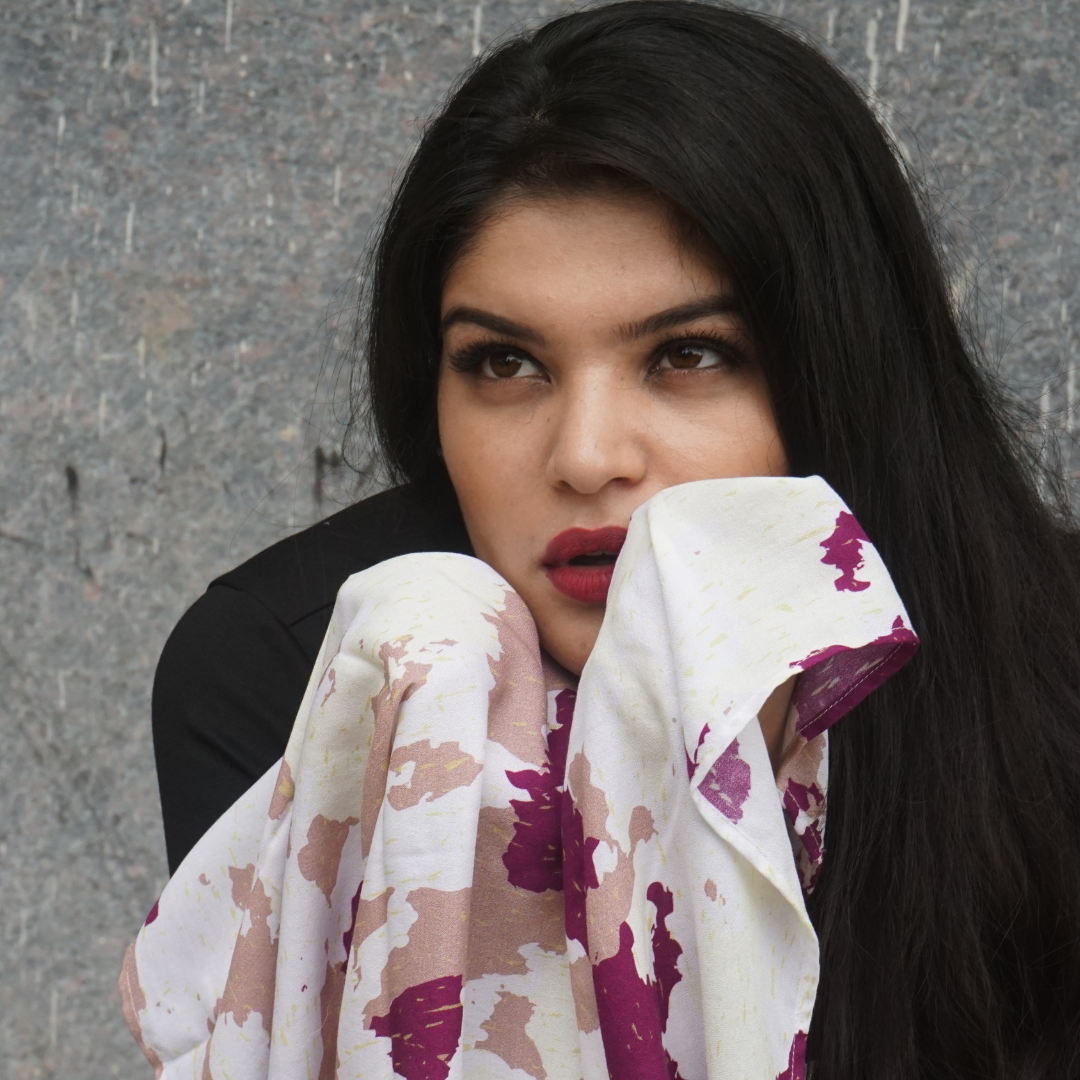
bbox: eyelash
[446,334,748,378]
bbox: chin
[538,615,603,678]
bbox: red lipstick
[542,526,628,604]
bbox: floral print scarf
[121,476,917,1080]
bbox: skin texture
[438,190,793,767]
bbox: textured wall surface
[0,0,1077,1075]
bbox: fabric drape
[122,476,917,1080]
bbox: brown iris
[666,344,712,369]
[489,353,527,377]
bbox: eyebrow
[617,295,742,342]
[439,294,741,348]
[440,307,548,347]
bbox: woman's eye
[655,343,727,371]
[481,352,541,379]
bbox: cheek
[732,382,787,474]
[652,378,787,482]
[436,378,545,564]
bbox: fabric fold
[568,476,917,1078]
[122,476,917,1080]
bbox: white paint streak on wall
[1040,381,1053,459]
[137,335,146,380]
[472,2,483,58]
[150,26,159,107]
[333,164,342,207]
[125,203,135,253]
[70,290,79,329]
[865,14,881,93]
[146,388,154,424]
[98,392,107,439]
[826,8,838,43]
[895,0,910,53]
[56,114,65,146]
[197,79,206,115]
[1066,300,1075,436]
[48,988,58,1052]
[225,0,233,53]
[950,256,978,317]
[57,673,66,712]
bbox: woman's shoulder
[159,482,473,687]
[152,482,472,871]
[209,483,473,651]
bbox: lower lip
[544,563,616,604]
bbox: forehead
[441,191,726,320]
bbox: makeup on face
[542,526,629,604]
[437,190,786,674]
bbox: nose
[546,369,648,495]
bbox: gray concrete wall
[0,0,1076,1075]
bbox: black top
[152,485,472,873]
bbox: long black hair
[349,3,1080,1075]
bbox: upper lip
[542,526,628,566]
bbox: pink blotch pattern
[699,737,752,823]
[120,478,917,1080]
[777,1031,809,1080]
[819,510,872,592]
[370,974,465,1080]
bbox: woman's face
[438,190,787,675]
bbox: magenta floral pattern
[121,476,917,1080]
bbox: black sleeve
[152,584,317,873]
[151,483,473,874]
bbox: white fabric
[121,475,917,1080]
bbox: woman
[140,2,1080,1077]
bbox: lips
[542,526,628,604]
